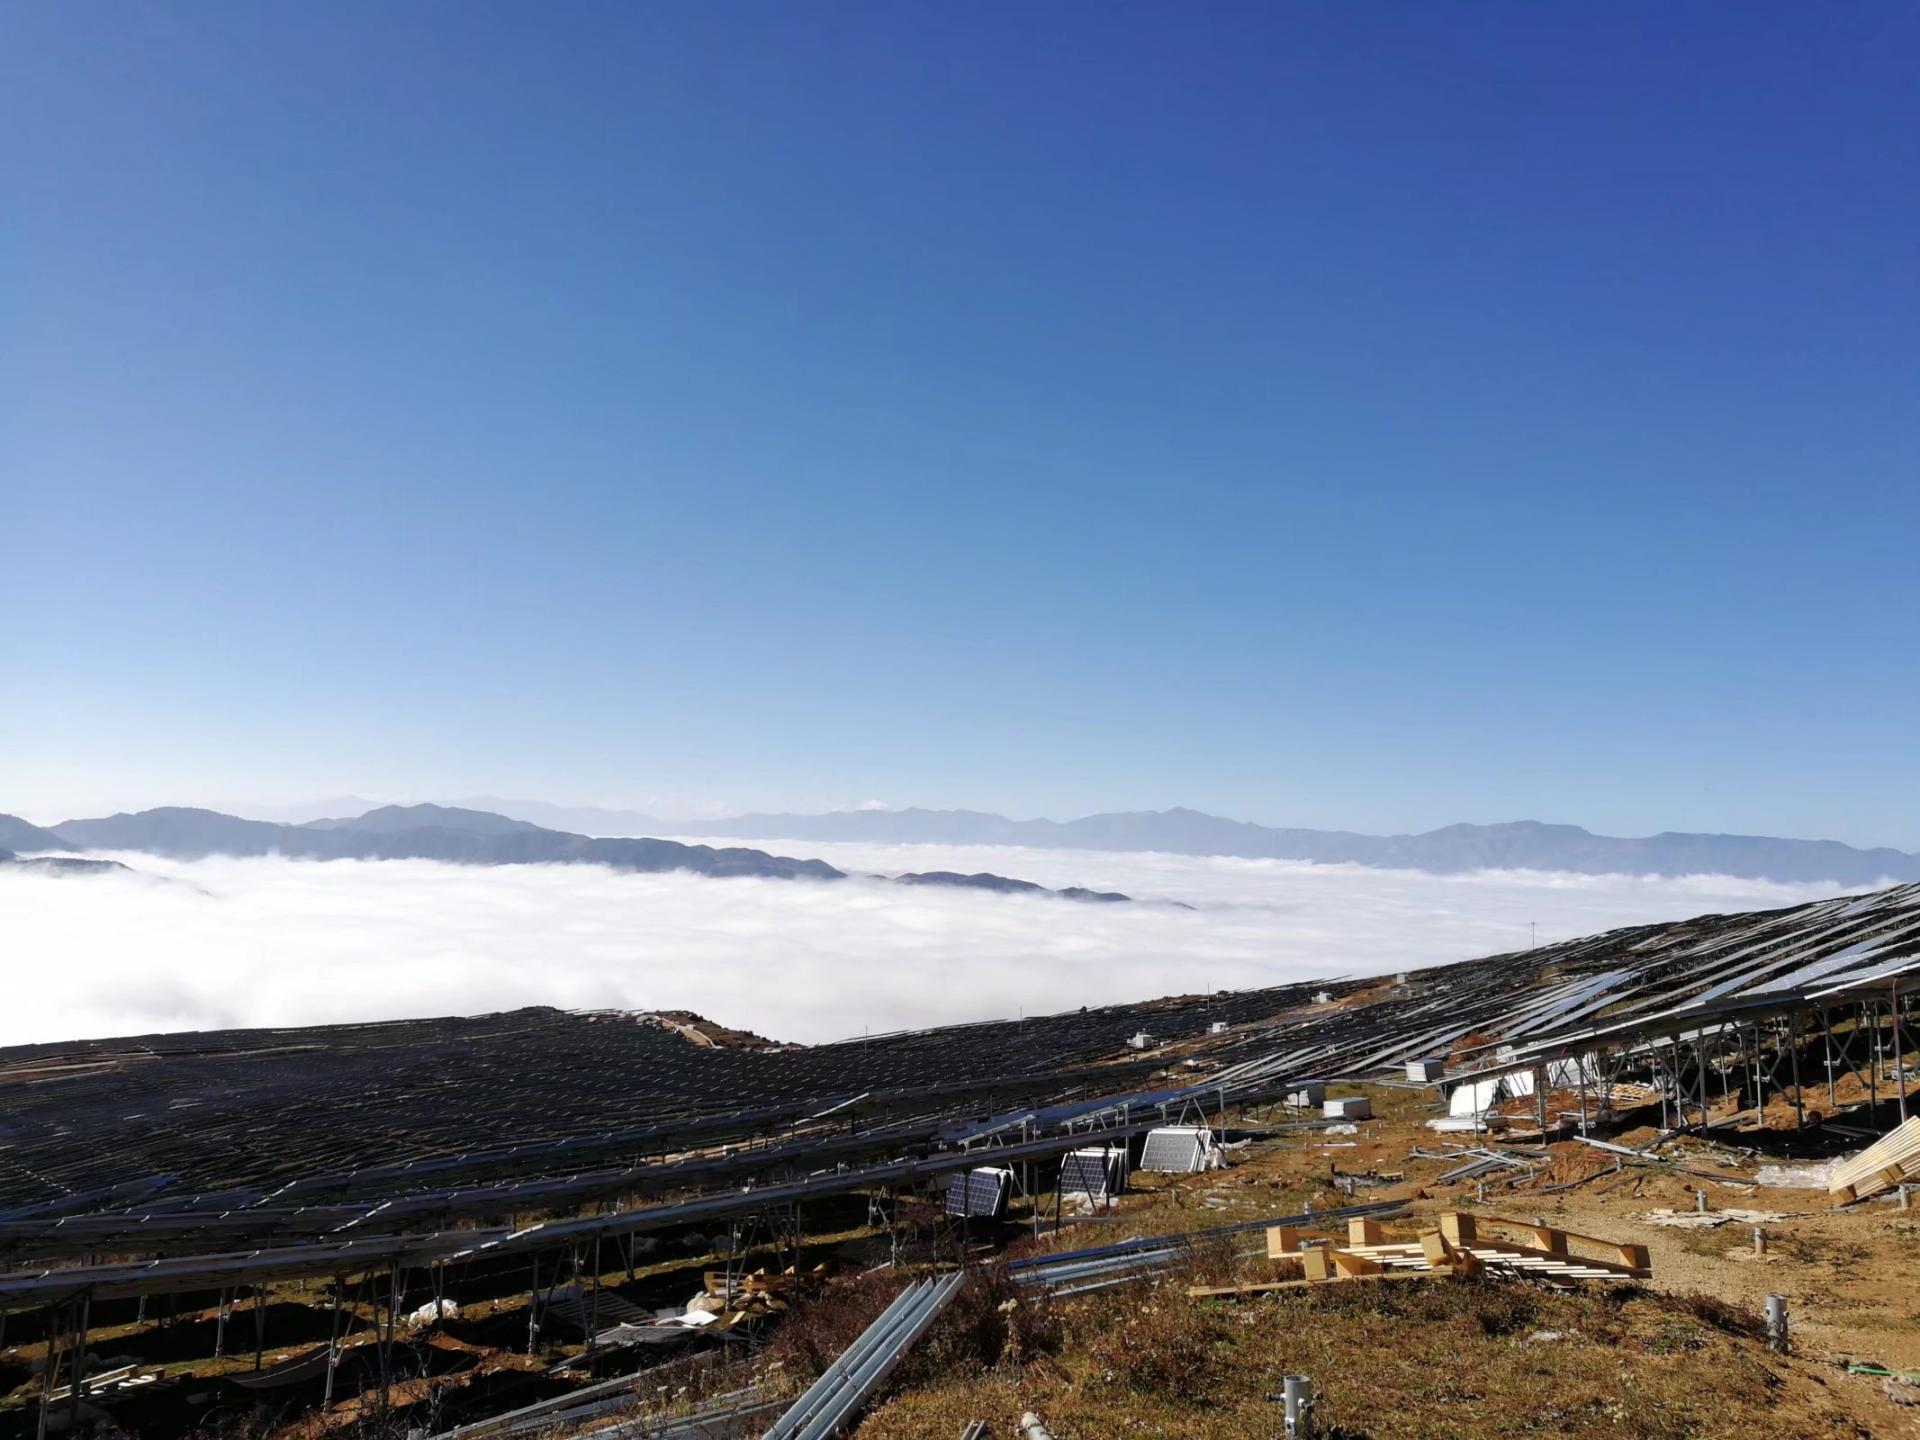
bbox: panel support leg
[1790,1011,1804,1130]
[67,1291,90,1438]
[36,1305,59,1440]
[323,1277,344,1409]
[1895,982,1910,1123]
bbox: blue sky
[5,3,1917,844]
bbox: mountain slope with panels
[0,984,1323,1213]
[0,883,1916,1253]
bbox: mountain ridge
[33,799,1916,886]
[29,805,1126,899]
[0,815,77,854]
[646,805,1920,885]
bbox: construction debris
[1191,1211,1650,1297]
[1753,1159,1843,1189]
[1576,1135,1754,1187]
[1009,1201,1407,1296]
[1328,1164,1403,1197]
[700,1264,829,1318]
[1828,1115,1920,1204]
[1638,1207,1790,1229]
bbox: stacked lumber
[1829,1116,1920,1204]
[1191,1211,1650,1298]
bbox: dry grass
[855,1271,1870,1440]
[758,1264,1062,1401]
[761,1269,912,1387]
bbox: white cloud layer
[0,843,1855,1048]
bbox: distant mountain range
[0,804,1128,900]
[19,798,1914,888]
[621,805,1920,886]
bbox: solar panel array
[0,881,1916,1288]
[0,984,1324,1214]
[1179,881,1920,1104]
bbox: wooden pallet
[1191,1211,1650,1298]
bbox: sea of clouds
[0,840,1854,1048]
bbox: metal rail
[759,1271,966,1440]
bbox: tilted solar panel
[944,1166,1012,1219]
[1058,1147,1124,1198]
[1138,1126,1214,1173]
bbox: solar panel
[944,1167,1012,1219]
[1138,1126,1215,1173]
[1058,1147,1124,1199]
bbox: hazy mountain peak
[304,803,550,836]
[0,815,73,855]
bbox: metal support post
[323,1277,344,1408]
[1697,1033,1710,1127]
[1824,1007,1838,1107]
[67,1290,90,1438]
[36,1309,58,1440]
[1728,1021,1743,1113]
[377,1270,394,1407]
[1766,1293,1789,1353]
[1667,1035,1684,1126]
[1790,1011,1804,1129]
[527,1254,541,1355]
[1282,1373,1316,1437]
[1869,1003,1880,1113]
[1895,981,1910,1122]
[586,1237,602,1365]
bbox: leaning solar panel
[1138,1125,1216,1173]
[1058,1147,1125,1199]
[945,1167,1013,1219]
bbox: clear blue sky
[5,3,1917,844]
